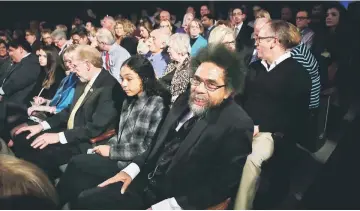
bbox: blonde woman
[208,26,236,51]
[114,19,138,55]
[176,13,194,33]
[159,20,173,35]
[0,154,58,209]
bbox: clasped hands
[15,124,60,149]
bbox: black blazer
[235,24,253,52]
[0,54,41,104]
[46,69,124,153]
[31,39,41,54]
[131,91,253,209]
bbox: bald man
[156,10,177,33]
[145,29,170,77]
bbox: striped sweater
[291,43,321,109]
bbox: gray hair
[96,28,115,45]
[208,26,234,45]
[51,29,67,40]
[168,33,190,55]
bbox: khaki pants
[234,132,274,210]
[0,137,14,156]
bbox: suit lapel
[79,70,107,108]
[148,91,189,160]
[167,98,231,172]
[167,116,208,172]
[1,62,21,85]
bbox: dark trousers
[56,154,120,206]
[12,129,81,180]
[58,154,158,209]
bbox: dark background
[0,1,323,30]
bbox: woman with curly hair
[114,19,138,55]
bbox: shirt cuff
[40,121,51,130]
[151,198,182,210]
[0,87,4,95]
[58,132,68,144]
[121,163,140,180]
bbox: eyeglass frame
[190,76,226,92]
[255,36,277,44]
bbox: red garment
[105,51,110,70]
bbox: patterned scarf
[163,56,191,97]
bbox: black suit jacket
[31,39,41,54]
[46,69,124,153]
[235,24,253,52]
[131,91,253,209]
[0,54,41,104]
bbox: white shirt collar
[236,22,244,31]
[261,51,291,72]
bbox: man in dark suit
[233,5,254,53]
[0,38,41,104]
[25,29,41,54]
[13,45,124,180]
[65,45,253,210]
[201,13,216,40]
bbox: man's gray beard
[189,99,209,117]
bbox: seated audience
[242,20,311,208]
[56,55,170,207]
[12,45,125,180]
[188,19,207,57]
[145,29,170,78]
[295,9,315,49]
[232,5,254,52]
[0,154,58,209]
[160,33,191,103]
[41,29,54,47]
[70,27,90,45]
[12,29,24,40]
[159,20,173,35]
[176,13,194,34]
[114,19,138,55]
[0,38,41,104]
[201,13,215,40]
[51,29,72,56]
[137,18,153,55]
[25,29,41,54]
[96,28,131,82]
[65,44,252,210]
[27,45,79,119]
[0,40,10,74]
[208,26,236,52]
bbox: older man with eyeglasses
[242,20,312,208]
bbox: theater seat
[58,129,116,174]
[207,198,231,210]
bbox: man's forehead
[195,62,224,80]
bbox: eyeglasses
[296,17,309,20]
[190,77,225,92]
[232,12,243,16]
[223,40,235,46]
[160,25,170,28]
[255,36,276,44]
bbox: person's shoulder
[218,99,254,129]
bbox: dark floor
[300,114,360,209]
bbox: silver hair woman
[208,26,236,51]
[160,33,191,103]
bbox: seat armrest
[89,129,116,144]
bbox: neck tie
[235,27,239,38]
[105,52,110,71]
[67,82,92,129]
